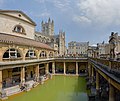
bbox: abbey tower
[41,18,54,36]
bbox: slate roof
[0,33,53,50]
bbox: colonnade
[0,61,85,90]
[88,63,117,101]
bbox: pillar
[76,62,78,75]
[109,84,115,101]
[64,62,66,75]
[35,64,39,82]
[96,71,99,91]
[0,70,2,89]
[45,63,49,74]
[88,63,91,77]
[109,61,112,69]
[21,67,25,83]
[91,66,94,81]
[52,62,55,74]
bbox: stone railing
[3,57,22,62]
[111,61,120,71]
[89,58,120,78]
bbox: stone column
[21,67,25,83]
[64,62,66,75]
[0,70,2,89]
[35,64,39,82]
[45,63,49,74]
[76,62,78,75]
[96,71,99,91]
[91,66,94,81]
[88,63,91,78]
[109,84,115,101]
[109,61,112,69]
[52,62,55,74]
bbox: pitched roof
[0,33,54,50]
[0,10,36,26]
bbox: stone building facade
[97,42,110,58]
[68,41,89,57]
[34,18,66,56]
[0,10,55,91]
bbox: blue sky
[1,0,120,46]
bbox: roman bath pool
[6,76,88,101]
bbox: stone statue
[109,32,116,59]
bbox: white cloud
[52,0,71,11]
[40,12,50,17]
[76,0,120,26]
[35,0,72,11]
[73,15,91,23]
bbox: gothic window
[51,38,54,43]
[26,50,36,58]
[3,48,21,59]
[40,51,47,57]
[13,25,26,34]
[56,38,59,43]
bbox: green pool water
[6,76,88,101]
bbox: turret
[48,17,51,23]
[41,18,54,36]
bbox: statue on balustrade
[109,32,117,59]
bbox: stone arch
[79,65,86,73]
[40,51,47,58]
[2,48,22,60]
[25,49,37,58]
[54,51,58,57]
[49,52,54,58]
[13,25,26,34]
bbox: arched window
[26,50,36,58]
[49,52,53,58]
[13,25,26,34]
[3,48,21,59]
[40,51,47,58]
